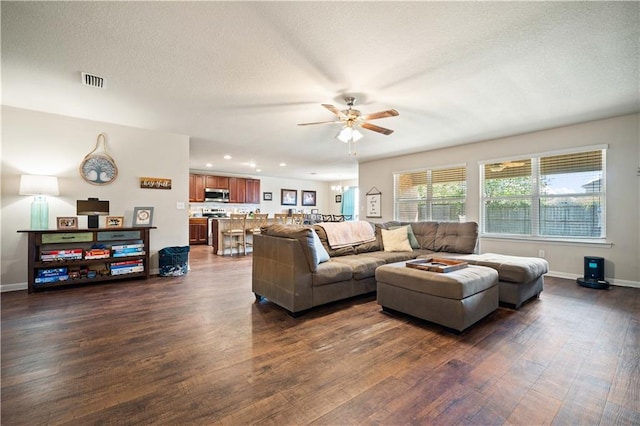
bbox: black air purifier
[577,256,609,289]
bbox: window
[481,147,606,239]
[394,166,466,222]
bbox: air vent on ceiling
[81,72,106,89]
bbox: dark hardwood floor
[2,245,639,425]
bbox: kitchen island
[209,217,277,255]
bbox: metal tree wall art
[79,133,118,185]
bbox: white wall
[359,114,640,286]
[1,107,190,291]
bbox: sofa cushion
[311,261,353,286]
[364,251,416,263]
[381,227,413,252]
[434,222,478,254]
[261,224,322,271]
[330,255,386,280]
[390,224,420,249]
[407,222,439,251]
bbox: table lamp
[77,198,110,228]
[19,174,60,229]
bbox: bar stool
[222,214,247,256]
[291,213,305,225]
[274,213,289,224]
[246,213,268,248]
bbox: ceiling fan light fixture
[336,127,363,143]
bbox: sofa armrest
[252,234,314,313]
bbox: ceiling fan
[489,161,526,172]
[298,96,399,137]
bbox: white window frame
[393,164,467,222]
[479,145,607,242]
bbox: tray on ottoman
[406,258,468,273]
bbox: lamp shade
[19,175,59,196]
[77,198,110,215]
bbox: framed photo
[335,195,342,203]
[106,216,124,228]
[281,189,297,206]
[366,188,382,218]
[263,192,273,201]
[133,207,154,227]
[57,217,78,230]
[311,208,319,214]
[301,190,316,206]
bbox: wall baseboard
[546,270,640,288]
[3,270,638,292]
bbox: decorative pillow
[311,229,330,264]
[390,225,420,249]
[381,227,413,252]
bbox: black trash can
[159,246,190,277]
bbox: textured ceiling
[2,1,638,181]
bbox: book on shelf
[85,249,111,260]
[35,274,70,284]
[37,267,68,277]
[112,250,145,258]
[110,242,144,251]
[40,249,83,262]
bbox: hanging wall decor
[365,187,382,218]
[79,133,118,185]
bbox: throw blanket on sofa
[318,221,376,249]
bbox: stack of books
[40,249,83,262]
[35,267,69,284]
[85,248,111,260]
[110,260,144,275]
[111,241,145,258]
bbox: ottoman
[430,253,548,309]
[375,262,499,333]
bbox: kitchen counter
[210,217,276,255]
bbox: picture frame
[132,207,154,227]
[311,208,319,214]
[106,216,124,228]
[366,187,382,218]
[57,216,78,230]
[301,190,316,206]
[335,194,342,203]
[263,192,273,201]
[281,189,297,206]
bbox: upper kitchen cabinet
[206,175,229,190]
[245,179,260,204]
[189,174,206,202]
[228,177,246,203]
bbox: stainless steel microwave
[204,188,230,203]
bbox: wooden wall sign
[140,177,172,189]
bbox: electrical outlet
[176,202,185,210]
[538,249,545,258]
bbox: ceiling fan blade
[361,122,394,135]
[297,120,340,126]
[322,104,344,118]
[361,109,399,121]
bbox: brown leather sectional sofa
[251,221,548,315]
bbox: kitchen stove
[202,207,227,217]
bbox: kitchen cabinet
[190,174,259,204]
[206,175,229,190]
[189,174,206,202]
[229,177,246,203]
[245,179,261,204]
[189,218,208,245]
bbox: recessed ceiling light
[205,163,213,168]
[249,162,256,168]
[280,163,286,167]
[223,155,231,160]
[256,169,262,172]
